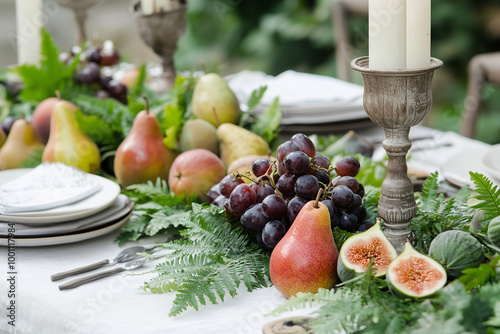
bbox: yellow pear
[42,102,100,173]
[216,123,270,166]
[179,119,219,154]
[0,119,43,170]
[191,73,241,127]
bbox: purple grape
[315,171,330,188]
[219,174,245,197]
[278,161,287,176]
[261,194,287,220]
[331,185,354,210]
[354,205,367,222]
[335,156,360,177]
[252,159,271,177]
[207,183,221,203]
[79,62,101,84]
[240,204,269,232]
[277,173,299,197]
[337,176,360,193]
[294,175,320,200]
[357,220,375,232]
[356,183,365,198]
[311,154,330,170]
[229,184,257,215]
[290,133,316,158]
[107,80,128,103]
[261,220,287,248]
[251,182,275,202]
[283,151,310,174]
[1,116,16,135]
[85,46,102,64]
[277,141,301,162]
[347,194,362,213]
[213,195,228,208]
[287,196,309,224]
[321,200,341,228]
[339,212,358,232]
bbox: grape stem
[314,188,324,208]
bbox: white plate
[440,149,497,188]
[481,144,500,181]
[0,195,132,237]
[0,169,121,223]
[0,212,130,247]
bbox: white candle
[16,0,42,65]
[141,0,172,15]
[368,0,407,70]
[406,0,431,69]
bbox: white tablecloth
[0,231,316,334]
[0,126,494,334]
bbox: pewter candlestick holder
[351,57,443,252]
[130,0,187,93]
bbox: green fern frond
[470,172,500,221]
[143,204,270,316]
[418,171,440,212]
[268,288,337,316]
[125,178,170,197]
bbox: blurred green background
[2,0,500,143]
[173,0,500,143]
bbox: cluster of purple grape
[60,41,127,104]
[207,133,374,250]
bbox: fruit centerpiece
[4,29,500,334]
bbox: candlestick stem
[352,56,443,252]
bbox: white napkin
[226,70,364,107]
[0,163,101,214]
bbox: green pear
[42,102,100,173]
[216,123,270,166]
[191,73,241,127]
[0,119,43,170]
[270,200,339,298]
[179,119,219,155]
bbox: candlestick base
[351,57,443,252]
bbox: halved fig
[387,242,447,298]
[337,221,397,282]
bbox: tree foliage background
[174,0,500,143]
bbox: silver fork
[51,245,158,281]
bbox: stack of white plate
[226,70,373,132]
[0,163,130,247]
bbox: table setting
[3,0,500,333]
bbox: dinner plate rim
[0,168,121,223]
[481,144,500,181]
[0,212,131,247]
[0,195,132,237]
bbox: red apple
[32,97,78,144]
[168,149,226,201]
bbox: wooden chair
[460,52,500,138]
[331,0,368,82]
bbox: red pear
[114,106,175,188]
[270,200,339,298]
[33,97,78,144]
